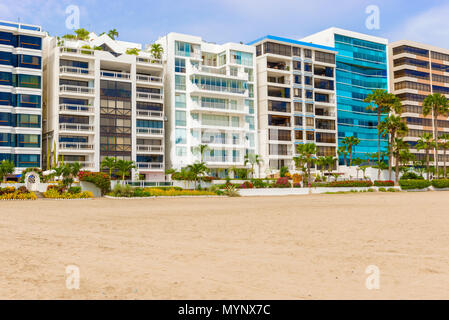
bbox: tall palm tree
[107,29,119,40]
[392,138,409,183]
[150,43,164,60]
[439,133,449,178]
[325,156,337,177]
[192,144,210,163]
[187,162,209,189]
[315,156,327,180]
[338,145,349,167]
[364,89,402,178]
[423,93,449,177]
[341,136,360,166]
[378,115,409,181]
[101,156,117,177]
[115,160,136,181]
[0,160,15,182]
[295,143,317,186]
[244,153,263,178]
[416,133,435,180]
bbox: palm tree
[439,133,449,178]
[187,162,209,189]
[416,133,435,180]
[295,143,317,186]
[101,157,117,177]
[0,160,15,182]
[392,138,409,183]
[315,156,327,181]
[341,136,360,166]
[338,145,349,167]
[192,144,210,163]
[107,29,119,40]
[244,153,263,178]
[325,156,337,177]
[150,43,164,60]
[364,89,402,178]
[115,160,136,181]
[378,115,409,181]
[423,93,449,176]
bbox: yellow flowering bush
[43,188,94,199]
[0,186,37,200]
[142,187,216,197]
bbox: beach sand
[1,192,449,299]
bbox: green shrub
[387,188,400,192]
[374,180,394,187]
[68,186,82,194]
[367,188,375,192]
[110,184,134,197]
[378,187,386,192]
[399,179,431,190]
[431,179,449,189]
[400,172,424,180]
[78,171,111,194]
[316,180,373,188]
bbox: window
[175,110,186,126]
[175,128,186,144]
[394,69,429,80]
[17,94,41,108]
[263,42,291,56]
[432,51,449,62]
[175,75,186,91]
[18,35,42,50]
[231,116,240,127]
[245,116,254,130]
[16,154,40,168]
[304,49,312,58]
[292,47,301,57]
[15,74,41,89]
[393,45,428,57]
[16,114,40,128]
[393,57,429,68]
[0,72,12,85]
[176,146,187,157]
[19,55,41,69]
[0,92,12,106]
[394,81,430,92]
[202,114,229,127]
[17,134,40,148]
[175,93,186,108]
[175,58,186,73]
[0,52,12,66]
[315,51,335,64]
[136,120,163,128]
[293,61,301,71]
[230,51,253,66]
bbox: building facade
[248,35,338,175]
[389,40,449,166]
[43,33,165,180]
[0,20,45,174]
[157,33,257,177]
[303,28,389,164]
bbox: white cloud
[387,3,449,48]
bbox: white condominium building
[43,33,165,181]
[157,33,257,177]
[248,35,338,175]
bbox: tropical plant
[150,43,164,60]
[0,160,15,182]
[114,160,136,181]
[244,153,263,178]
[423,93,449,176]
[341,136,360,166]
[416,133,435,180]
[279,166,289,178]
[192,144,211,163]
[107,29,119,40]
[294,143,317,186]
[186,162,209,189]
[101,157,117,176]
[338,146,349,166]
[393,138,411,183]
[126,48,140,55]
[364,89,402,179]
[74,28,90,41]
[440,133,449,178]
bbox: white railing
[192,83,246,95]
[136,128,164,136]
[100,70,131,80]
[192,101,245,112]
[136,110,163,118]
[192,65,226,76]
[204,156,243,163]
[268,79,291,85]
[137,162,164,169]
[60,85,94,95]
[136,74,163,84]
[136,92,163,101]
[137,145,164,153]
[136,57,162,65]
[63,161,95,168]
[59,124,94,132]
[60,46,94,56]
[59,143,94,150]
[59,104,94,113]
[60,66,93,76]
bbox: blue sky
[1,0,449,48]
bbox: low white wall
[80,181,102,197]
[1,183,57,192]
[238,186,401,197]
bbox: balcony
[59,104,94,114]
[60,66,93,77]
[136,110,164,119]
[267,61,289,72]
[100,70,131,80]
[191,65,248,80]
[204,155,243,164]
[59,142,94,151]
[136,128,164,136]
[137,145,164,153]
[191,83,247,95]
[267,76,290,86]
[315,109,336,118]
[59,123,94,133]
[63,160,95,168]
[59,46,94,57]
[136,92,163,102]
[59,85,95,95]
[191,101,246,114]
[137,162,164,170]
[136,74,163,85]
[136,57,163,66]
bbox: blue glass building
[303,28,389,164]
[0,21,44,173]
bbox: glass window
[18,35,42,50]
[175,75,186,91]
[0,71,12,85]
[175,93,186,108]
[176,146,187,157]
[175,110,186,126]
[175,128,186,144]
[175,58,186,73]
[15,74,41,89]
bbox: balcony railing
[192,101,245,112]
[136,57,162,65]
[137,145,164,153]
[60,66,93,76]
[59,104,94,113]
[136,74,163,84]
[136,110,163,118]
[315,110,336,117]
[60,85,95,95]
[137,162,164,169]
[59,124,94,132]
[60,46,94,56]
[136,92,163,101]
[204,156,243,163]
[100,70,131,80]
[136,128,164,136]
[63,161,95,168]
[59,143,94,150]
[192,83,246,95]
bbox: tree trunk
[343,155,347,167]
[395,153,400,184]
[426,149,430,180]
[377,110,381,180]
[388,132,394,181]
[349,148,353,166]
[434,118,439,177]
[444,149,447,178]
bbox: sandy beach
[1,192,449,299]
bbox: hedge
[316,180,374,188]
[431,179,449,189]
[399,179,431,190]
[374,180,394,187]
